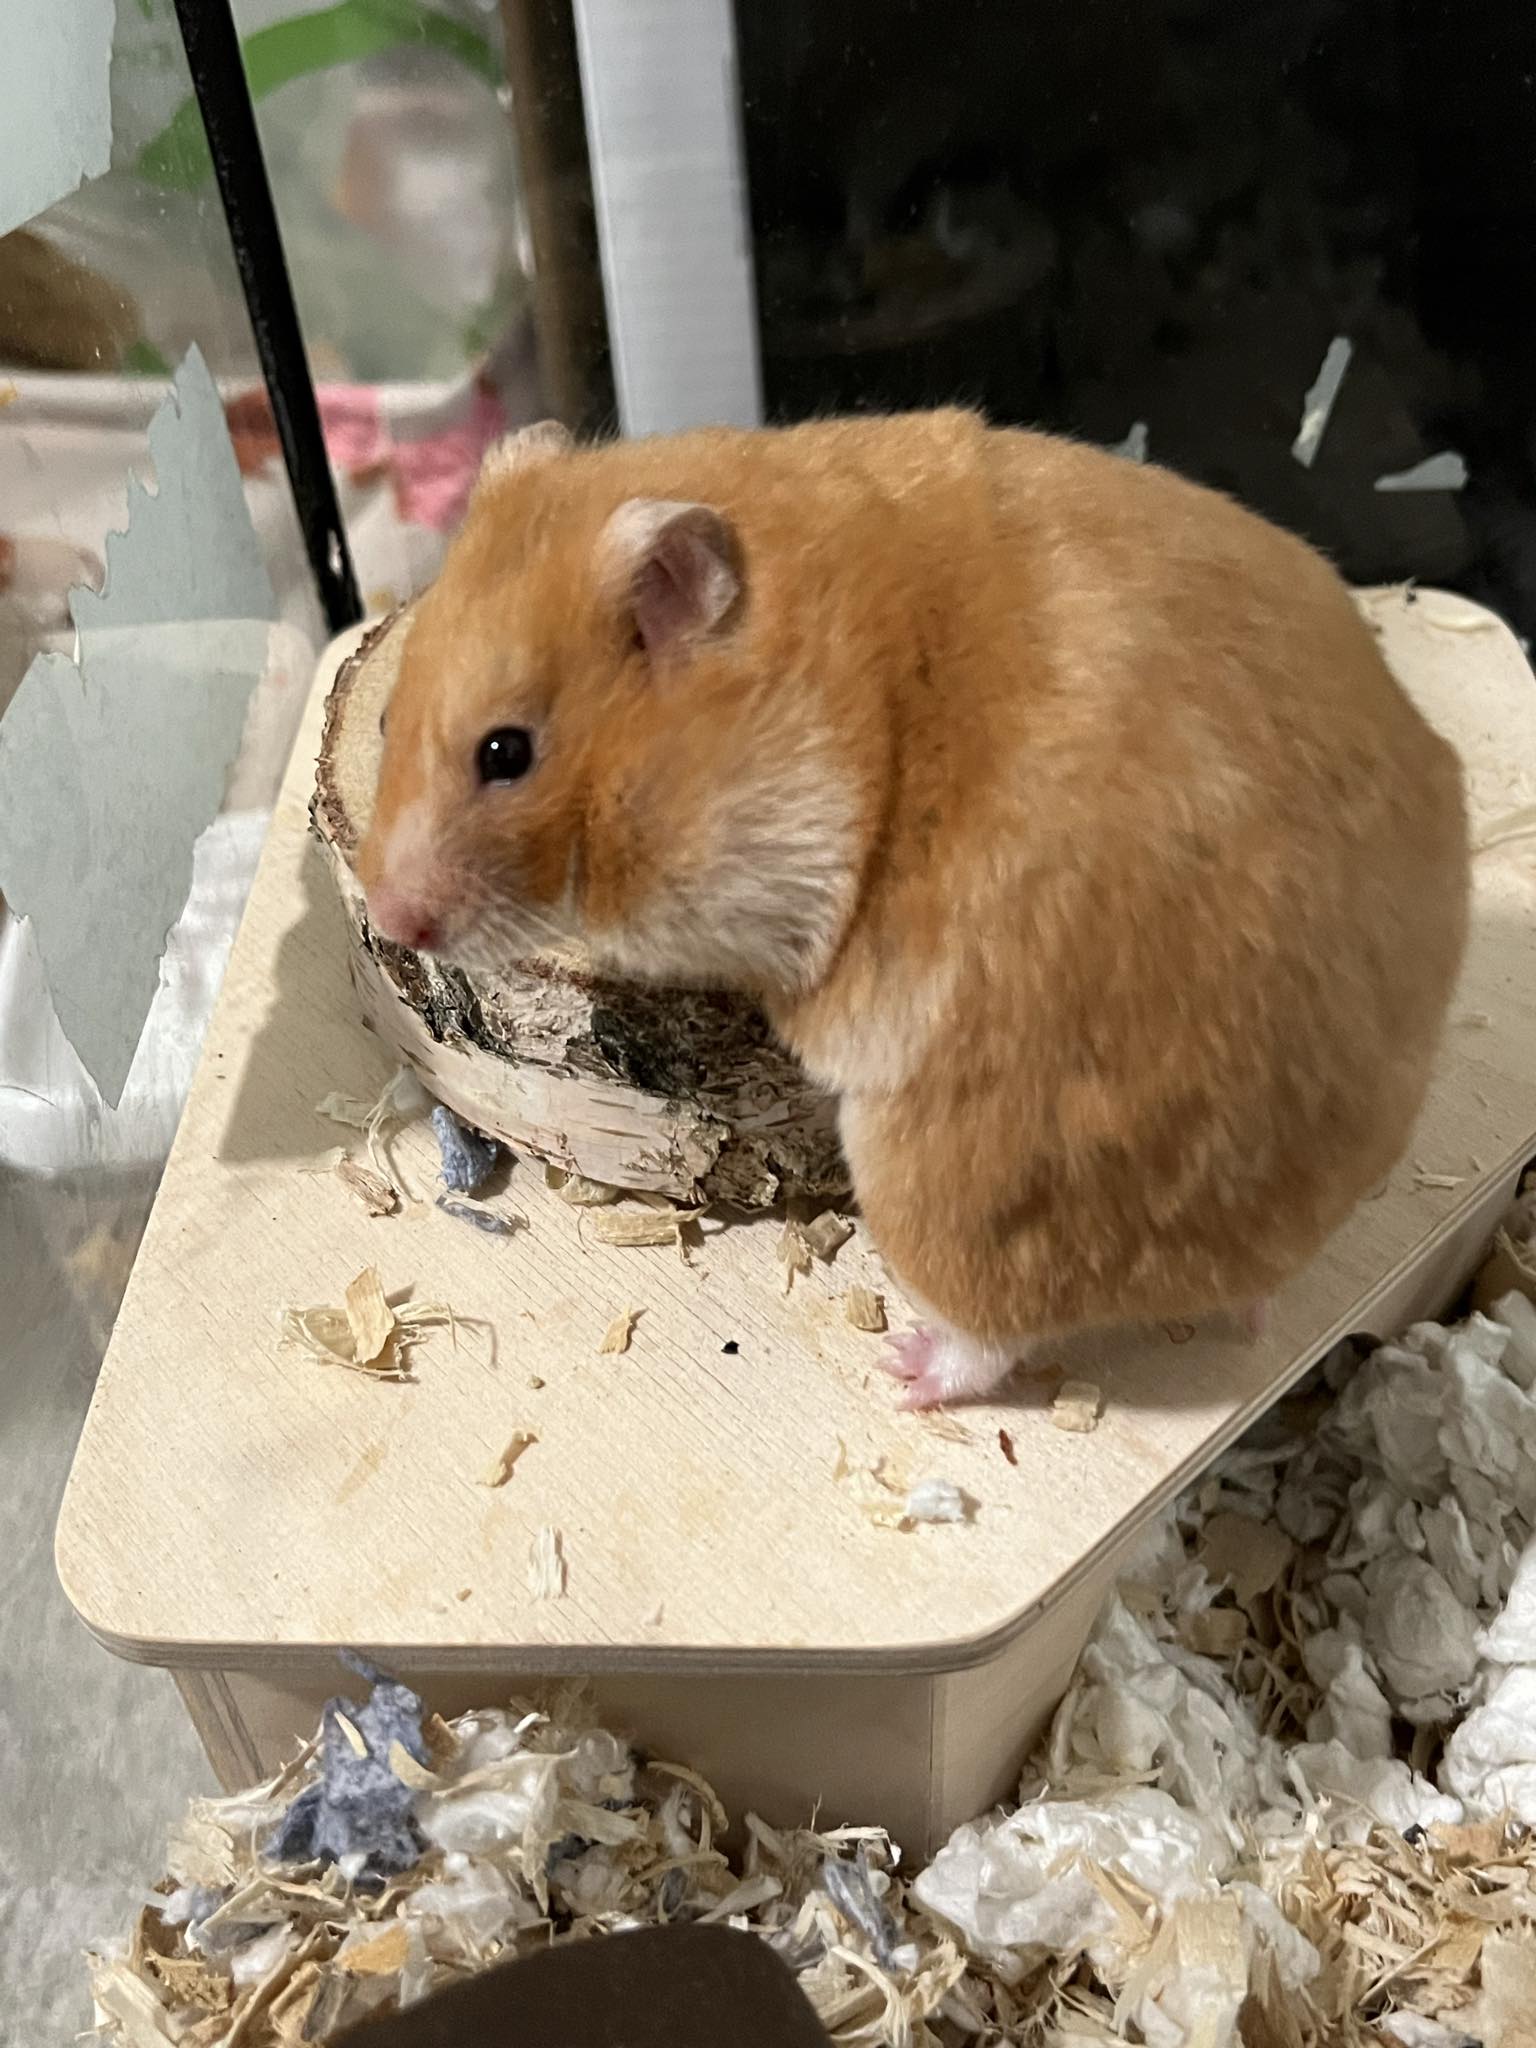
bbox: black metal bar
[172,0,363,634]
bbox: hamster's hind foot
[1240,1298,1271,1341]
[880,1324,1029,1409]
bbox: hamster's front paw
[880,1325,1023,1409]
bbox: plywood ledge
[54,591,1536,1698]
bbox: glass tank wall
[734,0,1536,639]
[0,4,555,2031]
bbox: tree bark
[311,613,847,1206]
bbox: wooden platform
[57,588,1536,1854]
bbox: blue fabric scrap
[435,1195,520,1236]
[431,1104,499,1195]
[269,1655,429,1887]
[821,1851,900,1964]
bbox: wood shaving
[278,1268,454,1379]
[344,1268,395,1366]
[840,1471,912,1530]
[479,1430,537,1488]
[587,1210,684,1248]
[803,1212,855,1261]
[1468,1930,1536,2040]
[919,1410,974,1445]
[315,1067,430,1192]
[598,1309,640,1355]
[833,1441,964,1532]
[384,1742,439,1793]
[337,1923,410,1977]
[548,1166,621,1207]
[1457,1010,1493,1030]
[777,1219,814,1291]
[1414,1165,1466,1191]
[333,1713,367,1758]
[92,1951,216,2044]
[1051,1379,1103,1433]
[334,1157,397,1216]
[844,1286,887,1333]
[832,1439,907,1529]
[527,1525,566,1598]
[278,1303,400,1377]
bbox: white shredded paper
[904,1477,971,1525]
[1374,451,1470,493]
[1291,334,1353,468]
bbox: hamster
[357,409,1470,1408]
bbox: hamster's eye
[475,726,535,785]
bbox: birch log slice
[310,610,847,1204]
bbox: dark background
[733,0,1536,637]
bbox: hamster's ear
[481,418,573,482]
[600,498,741,659]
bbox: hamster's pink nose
[366,882,443,953]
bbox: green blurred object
[137,0,500,191]
[122,338,174,376]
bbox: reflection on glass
[734,0,1536,637]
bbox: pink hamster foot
[881,1329,940,1383]
[880,1325,1027,1409]
[1241,1298,1272,1341]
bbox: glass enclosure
[0,3,548,2030]
[733,0,1536,638]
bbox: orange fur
[358,410,1469,1404]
